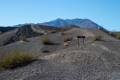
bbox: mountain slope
[0,27,17,33]
[112,32,120,39]
[0,24,59,47]
[0,38,120,80]
[0,26,120,80]
[0,27,118,56]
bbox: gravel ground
[0,41,120,80]
[0,28,120,80]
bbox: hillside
[112,32,120,39]
[0,24,60,47]
[0,27,118,55]
[0,27,120,80]
[0,19,120,80]
[0,27,17,33]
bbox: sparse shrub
[118,37,120,39]
[42,50,50,53]
[64,37,72,42]
[50,30,57,33]
[110,32,120,39]
[110,33,117,38]
[41,35,54,45]
[0,52,34,69]
[116,34,120,39]
[20,36,29,42]
[117,36,120,40]
[57,28,66,32]
[61,32,66,35]
[94,36,103,41]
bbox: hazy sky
[0,0,120,31]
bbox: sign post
[77,36,85,48]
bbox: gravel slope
[0,28,120,80]
[0,33,63,57]
[0,41,120,80]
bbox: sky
[0,0,120,31]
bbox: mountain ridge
[42,18,101,29]
[0,18,110,38]
[0,18,108,32]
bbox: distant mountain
[42,18,102,29]
[0,18,109,33]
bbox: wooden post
[78,38,80,48]
[77,36,86,48]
